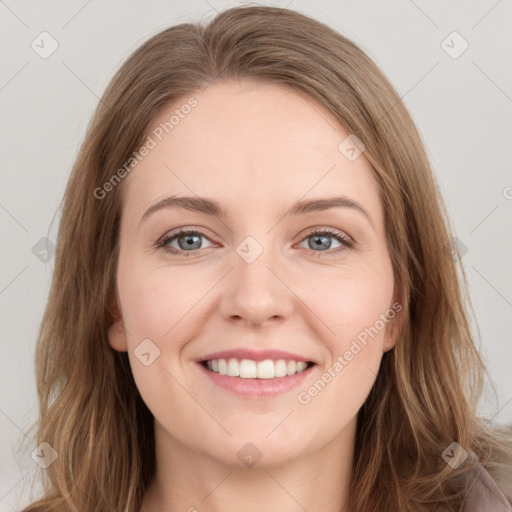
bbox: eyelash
[155,227,354,257]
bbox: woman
[21,5,512,511]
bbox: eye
[297,228,354,256]
[155,226,354,257]
[156,228,214,255]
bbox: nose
[219,242,293,328]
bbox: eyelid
[155,225,354,256]
[156,227,214,254]
[294,227,354,254]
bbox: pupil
[179,234,201,250]
[176,233,332,251]
[311,235,331,250]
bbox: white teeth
[203,358,311,378]
[227,358,240,376]
[257,359,275,379]
[274,359,287,377]
[239,359,257,378]
[296,361,307,373]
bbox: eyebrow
[140,195,375,229]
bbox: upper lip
[196,349,317,364]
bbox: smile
[197,358,317,397]
[202,358,313,378]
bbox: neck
[141,418,355,512]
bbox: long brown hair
[20,5,511,511]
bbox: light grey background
[1,0,511,510]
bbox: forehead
[121,80,383,228]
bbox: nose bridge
[220,232,292,325]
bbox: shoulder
[463,463,512,512]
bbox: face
[108,80,401,468]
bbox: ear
[382,286,406,353]
[107,295,128,352]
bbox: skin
[108,80,402,512]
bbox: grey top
[463,463,512,511]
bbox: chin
[208,428,316,469]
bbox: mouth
[196,356,317,397]
[200,358,316,379]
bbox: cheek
[117,261,213,398]
[298,268,394,349]
[117,259,208,341]
[292,267,393,403]
[297,267,394,418]
[118,262,202,425]
[292,279,390,442]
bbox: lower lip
[197,362,315,397]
